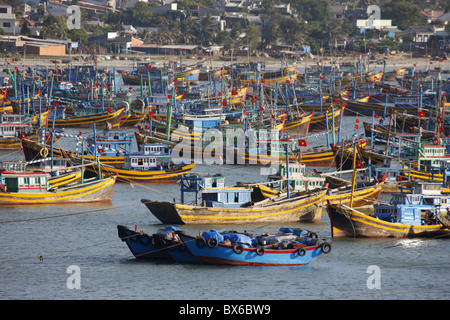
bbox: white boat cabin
[0,171,50,193]
[0,114,30,137]
[124,144,171,170]
[270,162,325,192]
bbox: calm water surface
[0,118,449,301]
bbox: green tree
[381,0,423,30]
[241,24,261,49]
[197,15,215,46]
[292,0,330,23]
[125,2,166,27]
[41,15,68,39]
[67,28,89,46]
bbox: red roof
[1,171,50,177]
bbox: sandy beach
[5,52,449,71]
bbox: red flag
[418,111,425,118]
[355,124,359,129]
[299,139,307,147]
[374,114,379,118]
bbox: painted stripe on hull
[0,176,116,205]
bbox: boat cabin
[182,114,223,132]
[27,158,71,176]
[0,171,50,193]
[201,187,252,208]
[87,130,133,156]
[374,193,435,225]
[374,181,448,225]
[269,162,325,192]
[0,114,30,138]
[124,143,171,171]
[417,144,449,170]
[179,174,252,207]
[140,143,170,156]
[1,161,27,172]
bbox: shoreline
[5,53,450,70]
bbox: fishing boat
[232,63,298,86]
[250,161,384,208]
[282,111,313,136]
[341,97,387,116]
[52,107,125,129]
[141,174,327,224]
[308,106,344,133]
[199,66,228,81]
[23,158,83,188]
[331,142,392,170]
[0,169,117,205]
[0,114,31,150]
[178,227,330,266]
[21,128,131,167]
[81,142,196,183]
[117,225,331,266]
[296,145,335,167]
[117,225,197,263]
[327,182,450,238]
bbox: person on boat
[423,210,436,225]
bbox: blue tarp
[202,230,224,243]
[223,233,253,247]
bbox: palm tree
[180,19,199,44]
[197,15,215,46]
[41,15,68,39]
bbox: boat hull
[85,163,196,183]
[141,190,326,224]
[327,203,450,238]
[117,225,197,262]
[21,138,126,167]
[53,108,124,128]
[0,137,22,150]
[0,175,116,205]
[180,234,326,266]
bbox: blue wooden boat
[178,227,331,266]
[117,225,330,266]
[117,225,197,263]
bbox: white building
[0,0,19,34]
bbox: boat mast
[350,142,357,208]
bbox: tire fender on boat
[321,242,331,254]
[207,238,218,248]
[196,237,207,248]
[232,243,244,254]
[298,248,306,256]
[256,246,265,256]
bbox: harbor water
[0,123,449,301]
